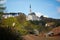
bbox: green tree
[16,13,26,24]
[0,12,4,27]
[0,2,6,26]
[1,17,28,35]
[0,0,6,12]
[0,26,22,40]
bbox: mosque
[26,4,40,21]
[1,1,40,20]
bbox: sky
[1,0,60,19]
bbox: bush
[1,17,29,36]
[0,27,22,40]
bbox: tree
[16,13,26,24]
[0,1,6,26]
[0,0,6,12]
[1,17,28,35]
[0,12,3,27]
[0,26,22,40]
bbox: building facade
[3,13,20,19]
[26,4,40,21]
[26,12,40,21]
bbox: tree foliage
[16,13,26,24]
[0,27,22,40]
[1,17,28,35]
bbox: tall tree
[0,0,6,12]
[0,0,6,27]
[16,12,26,24]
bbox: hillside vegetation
[0,12,60,40]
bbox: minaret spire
[30,4,32,13]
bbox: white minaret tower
[30,4,32,13]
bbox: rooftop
[28,12,36,15]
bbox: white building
[3,13,19,19]
[26,4,40,21]
[26,12,40,21]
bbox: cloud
[57,7,60,13]
[35,12,48,17]
[56,0,60,2]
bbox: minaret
[30,4,32,13]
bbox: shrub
[0,27,22,40]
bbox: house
[45,22,55,27]
[3,13,20,19]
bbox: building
[26,4,40,21]
[45,22,55,27]
[3,13,20,19]
[26,12,40,21]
